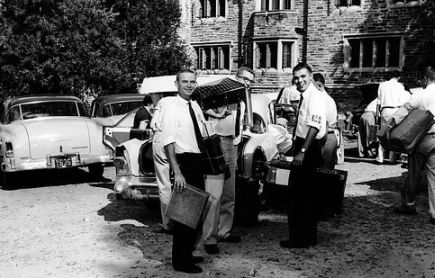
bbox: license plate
[54,157,72,168]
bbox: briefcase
[203,134,228,175]
[315,168,348,218]
[165,184,210,229]
[388,109,434,154]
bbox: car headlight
[113,157,129,176]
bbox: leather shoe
[279,240,308,249]
[220,235,241,243]
[152,226,173,235]
[394,204,417,215]
[173,264,202,274]
[191,256,204,264]
[430,218,435,225]
[204,244,219,254]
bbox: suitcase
[165,184,210,229]
[388,109,435,154]
[195,78,246,110]
[316,168,348,218]
[266,157,293,186]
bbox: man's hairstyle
[312,73,325,85]
[142,94,153,106]
[292,63,312,75]
[391,70,401,78]
[176,69,196,81]
[236,66,255,78]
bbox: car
[0,95,113,186]
[90,94,145,126]
[103,77,295,225]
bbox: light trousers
[404,134,435,218]
[377,109,397,163]
[202,137,237,245]
[152,133,173,230]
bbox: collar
[176,94,191,104]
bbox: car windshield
[104,101,143,117]
[8,101,87,123]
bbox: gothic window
[199,0,226,18]
[195,44,230,70]
[254,40,297,70]
[260,0,292,11]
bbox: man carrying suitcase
[392,62,435,225]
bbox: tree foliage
[0,0,189,97]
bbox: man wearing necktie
[161,69,206,274]
[280,63,327,249]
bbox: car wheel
[235,178,261,227]
[88,163,104,179]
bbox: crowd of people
[131,60,435,274]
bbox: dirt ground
[1,142,435,278]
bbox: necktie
[188,101,205,152]
[293,93,304,139]
[235,103,241,137]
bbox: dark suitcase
[315,168,348,218]
[389,109,435,154]
[203,134,228,175]
[195,78,246,110]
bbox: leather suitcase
[388,109,435,154]
[266,158,293,186]
[315,168,348,218]
[165,184,210,229]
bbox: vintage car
[103,78,294,224]
[90,94,144,126]
[0,95,112,186]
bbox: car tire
[235,178,261,227]
[88,163,104,179]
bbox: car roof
[139,74,236,94]
[6,95,82,108]
[93,94,144,105]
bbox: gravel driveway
[1,144,434,278]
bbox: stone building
[177,0,435,110]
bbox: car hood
[21,117,92,159]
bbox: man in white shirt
[392,63,435,225]
[201,67,253,255]
[313,73,338,169]
[161,70,207,274]
[376,71,410,163]
[280,63,327,249]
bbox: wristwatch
[301,148,306,153]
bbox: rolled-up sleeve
[306,95,326,131]
[161,107,177,147]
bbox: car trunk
[22,117,91,159]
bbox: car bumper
[114,175,159,200]
[1,154,112,172]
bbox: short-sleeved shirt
[365,99,379,113]
[133,106,152,129]
[322,90,337,129]
[407,83,435,133]
[161,95,206,154]
[207,101,245,145]
[295,83,327,140]
[377,79,410,109]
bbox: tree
[0,0,188,97]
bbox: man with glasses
[201,67,255,255]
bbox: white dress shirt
[407,83,435,133]
[295,83,327,140]
[321,90,338,130]
[161,95,206,154]
[377,78,410,109]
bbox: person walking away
[376,71,410,163]
[313,73,338,170]
[392,62,435,225]
[161,70,207,273]
[201,67,254,255]
[133,94,154,129]
[280,63,327,249]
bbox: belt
[328,130,335,134]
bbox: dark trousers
[287,137,322,247]
[172,153,205,268]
